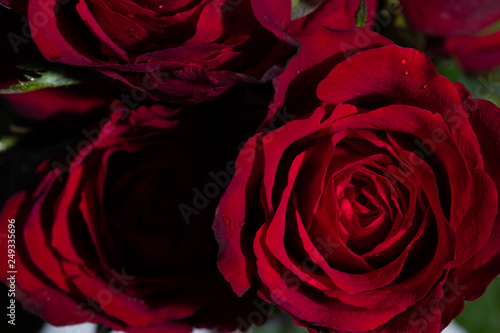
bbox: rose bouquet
[0,1,499,333]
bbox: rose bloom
[0,0,381,103]
[0,104,255,332]
[400,0,500,71]
[0,0,301,103]
[214,28,500,332]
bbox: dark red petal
[254,226,406,332]
[28,0,100,65]
[317,45,461,114]
[457,82,500,182]
[453,170,498,266]
[213,134,265,296]
[249,0,294,44]
[268,28,391,122]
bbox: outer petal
[317,45,461,114]
[213,134,265,296]
[268,28,392,122]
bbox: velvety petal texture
[0,104,256,332]
[214,28,500,333]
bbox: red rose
[400,0,500,36]
[0,104,255,332]
[0,6,117,122]
[400,0,500,71]
[1,0,301,103]
[214,28,500,332]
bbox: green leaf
[455,278,500,333]
[478,19,500,36]
[0,64,88,94]
[291,0,325,21]
[436,58,500,107]
[355,0,367,28]
[0,136,18,153]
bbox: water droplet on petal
[222,214,231,226]
[238,221,246,227]
[403,70,410,75]
[421,84,428,89]
[400,58,407,65]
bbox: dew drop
[400,58,407,65]
[222,214,231,226]
[421,84,428,89]
[403,70,410,75]
[238,220,246,227]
